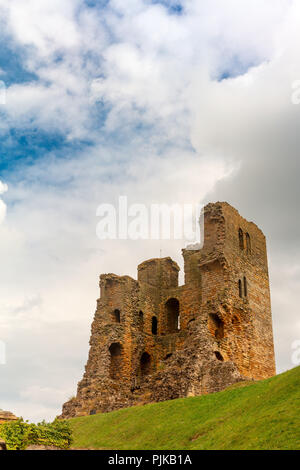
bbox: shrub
[0,418,72,450]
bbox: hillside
[70,366,300,450]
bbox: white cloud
[0,0,291,140]
[1,0,81,55]
[0,180,8,224]
[0,180,8,194]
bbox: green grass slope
[70,366,300,450]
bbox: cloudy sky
[0,0,299,422]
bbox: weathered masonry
[61,202,276,418]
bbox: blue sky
[0,0,299,422]
[0,0,274,173]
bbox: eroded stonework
[0,410,18,424]
[61,202,276,418]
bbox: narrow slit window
[239,228,244,251]
[244,276,248,297]
[152,316,158,335]
[246,233,251,254]
[239,280,243,298]
[113,309,121,323]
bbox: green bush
[0,418,72,450]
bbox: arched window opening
[113,309,121,323]
[109,342,123,380]
[246,233,251,254]
[152,316,158,335]
[138,311,144,331]
[239,228,244,251]
[140,352,151,376]
[214,351,224,362]
[165,298,180,333]
[244,276,248,297]
[209,314,224,340]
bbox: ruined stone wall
[61,202,276,418]
[212,203,275,380]
[0,410,18,424]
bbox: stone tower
[61,202,275,418]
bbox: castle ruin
[61,202,276,418]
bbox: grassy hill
[70,366,300,450]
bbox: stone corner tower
[61,201,275,418]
